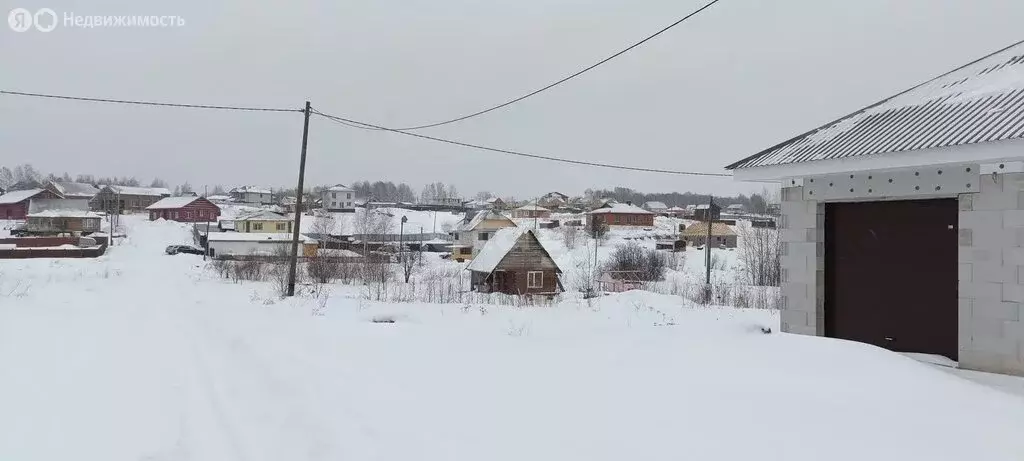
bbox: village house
[665,206,687,218]
[145,196,221,222]
[91,185,171,213]
[25,209,103,235]
[467,227,563,296]
[587,203,655,227]
[725,203,747,214]
[680,222,737,248]
[233,210,294,233]
[725,42,1024,376]
[206,195,232,204]
[511,204,551,219]
[537,191,569,208]
[229,186,275,205]
[643,201,669,214]
[0,187,63,220]
[322,185,355,212]
[207,232,316,258]
[450,210,517,261]
[693,202,721,221]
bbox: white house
[449,210,517,261]
[229,186,274,205]
[725,41,1024,376]
[207,232,317,258]
[322,184,355,212]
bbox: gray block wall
[779,174,1024,376]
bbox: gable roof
[231,185,273,194]
[460,210,514,231]
[104,185,171,197]
[682,222,736,237]
[0,188,46,205]
[515,204,550,212]
[466,227,561,274]
[234,209,291,221]
[587,203,653,214]
[644,201,668,210]
[27,209,102,219]
[727,40,1024,171]
[146,196,217,210]
[326,184,353,192]
[50,181,99,198]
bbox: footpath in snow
[1,217,1023,461]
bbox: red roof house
[0,188,63,220]
[145,196,221,222]
[586,203,654,227]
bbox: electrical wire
[312,108,732,177]
[0,90,304,113]
[387,0,723,130]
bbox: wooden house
[91,186,171,213]
[25,209,102,234]
[665,206,687,217]
[467,227,563,295]
[0,188,63,220]
[512,204,551,219]
[449,210,517,261]
[681,222,737,248]
[229,186,275,205]
[586,203,654,227]
[146,197,221,222]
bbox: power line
[387,0,723,130]
[312,108,731,177]
[0,90,304,113]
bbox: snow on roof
[466,227,524,273]
[0,188,44,204]
[666,206,686,211]
[726,204,746,209]
[27,209,102,218]
[207,232,313,242]
[682,222,736,236]
[587,203,653,214]
[515,204,550,212]
[146,196,211,210]
[728,41,1024,170]
[231,185,273,194]
[51,181,99,198]
[644,201,668,209]
[326,184,354,192]
[320,248,362,258]
[207,195,232,202]
[460,210,514,231]
[234,210,292,221]
[106,185,171,196]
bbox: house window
[185,211,193,219]
[347,193,352,199]
[478,232,489,241]
[459,247,472,255]
[332,192,337,199]
[252,222,263,231]
[173,211,179,219]
[527,271,543,289]
[276,223,287,231]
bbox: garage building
[726,41,1024,376]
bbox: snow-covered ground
[1,217,1023,460]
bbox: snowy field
[2,217,1024,460]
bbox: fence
[0,241,107,259]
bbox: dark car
[165,244,204,255]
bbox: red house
[145,196,221,222]
[587,203,655,227]
[0,188,63,220]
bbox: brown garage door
[824,199,958,360]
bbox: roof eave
[732,138,1024,182]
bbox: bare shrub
[737,221,781,287]
[560,225,580,249]
[605,242,669,282]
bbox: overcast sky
[2,0,1022,198]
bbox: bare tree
[736,221,781,287]
[560,225,580,249]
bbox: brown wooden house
[466,227,563,296]
[145,196,221,222]
[681,222,737,248]
[0,187,63,220]
[91,185,171,213]
[25,209,103,234]
[587,203,654,227]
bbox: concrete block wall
[958,172,1024,375]
[778,186,823,336]
[778,175,1024,376]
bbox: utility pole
[704,196,714,304]
[204,185,210,261]
[286,101,312,297]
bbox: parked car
[165,244,204,255]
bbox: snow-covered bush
[604,242,669,282]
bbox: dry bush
[605,242,669,282]
[560,225,580,249]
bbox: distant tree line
[0,163,192,196]
[583,187,773,214]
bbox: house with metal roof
[725,40,1024,376]
[466,227,562,296]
